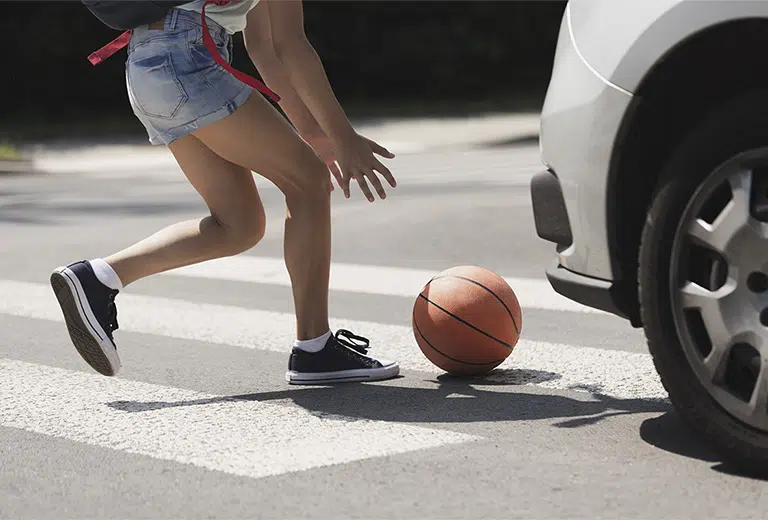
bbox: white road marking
[32,146,179,174]
[32,144,542,186]
[0,280,666,401]
[163,256,604,314]
[445,393,477,399]
[0,358,477,480]
[31,114,539,174]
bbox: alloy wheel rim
[670,148,768,432]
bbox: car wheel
[639,90,768,474]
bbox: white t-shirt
[178,0,261,34]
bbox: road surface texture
[2,130,766,518]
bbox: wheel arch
[604,17,768,327]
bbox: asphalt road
[1,141,766,519]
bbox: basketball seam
[431,275,520,336]
[413,319,507,366]
[417,293,514,350]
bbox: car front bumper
[531,4,637,320]
[536,4,634,281]
[532,168,633,321]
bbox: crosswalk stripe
[163,256,603,314]
[0,358,477,480]
[0,280,666,401]
[35,144,538,179]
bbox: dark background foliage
[2,1,566,140]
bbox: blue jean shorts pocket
[124,8,254,146]
[127,48,189,120]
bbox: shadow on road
[107,369,768,479]
[108,368,670,427]
[639,411,720,462]
[639,411,768,481]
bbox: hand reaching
[303,130,397,201]
[334,132,397,201]
[301,132,343,193]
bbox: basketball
[412,265,522,376]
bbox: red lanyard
[87,0,280,103]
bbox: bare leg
[191,92,333,340]
[104,134,267,287]
[104,91,329,340]
[51,91,398,382]
[49,131,267,377]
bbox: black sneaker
[286,329,400,384]
[49,260,121,376]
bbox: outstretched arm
[243,0,396,201]
[242,0,322,139]
[255,0,357,147]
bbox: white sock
[294,330,332,353]
[90,258,123,291]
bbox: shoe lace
[107,291,119,333]
[334,329,369,354]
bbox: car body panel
[538,6,634,280]
[536,0,768,285]
[569,0,768,93]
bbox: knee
[217,206,266,255]
[284,153,332,204]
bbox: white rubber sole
[50,266,121,376]
[286,362,400,385]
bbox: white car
[531,0,768,473]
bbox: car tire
[639,89,768,475]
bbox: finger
[323,154,337,167]
[354,171,375,202]
[364,168,387,199]
[368,138,395,158]
[372,158,397,188]
[329,162,344,192]
[329,161,342,181]
[339,169,352,198]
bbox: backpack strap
[198,1,280,102]
[87,30,132,66]
[86,0,280,103]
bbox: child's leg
[105,134,267,287]
[191,92,334,341]
[50,134,266,376]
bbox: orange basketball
[412,265,522,376]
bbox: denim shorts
[125,8,253,146]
